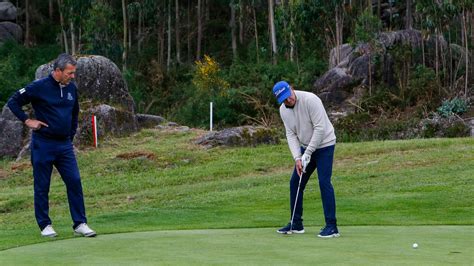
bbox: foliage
[360,86,402,115]
[334,113,421,142]
[354,9,382,44]
[174,55,232,128]
[82,1,121,61]
[0,0,471,141]
[0,41,61,106]
[193,55,230,96]
[408,65,440,109]
[361,64,441,116]
[170,55,327,128]
[437,97,469,117]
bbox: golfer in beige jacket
[273,80,339,238]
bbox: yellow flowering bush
[193,55,229,96]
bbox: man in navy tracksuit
[7,53,96,237]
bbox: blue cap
[272,81,291,104]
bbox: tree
[406,0,413,29]
[122,0,128,71]
[158,3,166,65]
[49,0,54,19]
[57,0,69,53]
[167,0,172,70]
[335,1,344,65]
[354,9,382,96]
[268,0,277,64]
[230,0,238,60]
[176,0,182,64]
[416,1,443,85]
[312,0,345,65]
[24,0,30,47]
[70,4,76,54]
[455,0,472,97]
[197,0,202,60]
[239,0,244,44]
[187,0,192,63]
[251,0,259,63]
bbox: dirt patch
[116,151,155,160]
[11,162,31,172]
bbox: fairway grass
[0,226,472,265]
[0,129,473,263]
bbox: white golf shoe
[74,223,97,237]
[41,225,58,237]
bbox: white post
[210,102,213,131]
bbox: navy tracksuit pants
[31,134,87,230]
[290,145,337,226]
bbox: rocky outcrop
[36,55,136,113]
[0,55,141,158]
[419,114,471,138]
[0,21,22,43]
[35,55,139,147]
[0,2,21,44]
[0,106,27,157]
[470,118,474,137]
[313,29,453,115]
[0,2,16,21]
[195,126,280,149]
[76,104,138,145]
[136,114,166,129]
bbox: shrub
[0,41,60,106]
[408,65,440,108]
[437,97,468,117]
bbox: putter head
[283,231,293,235]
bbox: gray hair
[53,53,77,71]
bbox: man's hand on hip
[25,119,49,130]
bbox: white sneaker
[41,225,58,237]
[74,223,97,237]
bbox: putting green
[1,226,472,265]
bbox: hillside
[0,128,473,250]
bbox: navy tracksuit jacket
[7,74,87,230]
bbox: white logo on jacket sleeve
[67,92,74,101]
[19,88,26,94]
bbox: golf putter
[287,170,304,235]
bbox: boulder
[329,44,353,69]
[136,113,166,129]
[313,29,451,113]
[0,106,28,158]
[195,126,279,148]
[419,114,470,138]
[0,55,141,157]
[35,55,135,114]
[0,21,22,43]
[470,118,474,137]
[0,2,16,21]
[348,52,370,82]
[77,104,138,145]
[314,67,357,106]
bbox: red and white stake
[91,115,98,148]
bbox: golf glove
[301,153,311,173]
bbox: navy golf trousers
[289,145,336,226]
[31,134,87,230]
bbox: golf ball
[412,243,418,249]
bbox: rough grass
[0,128,473,251]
